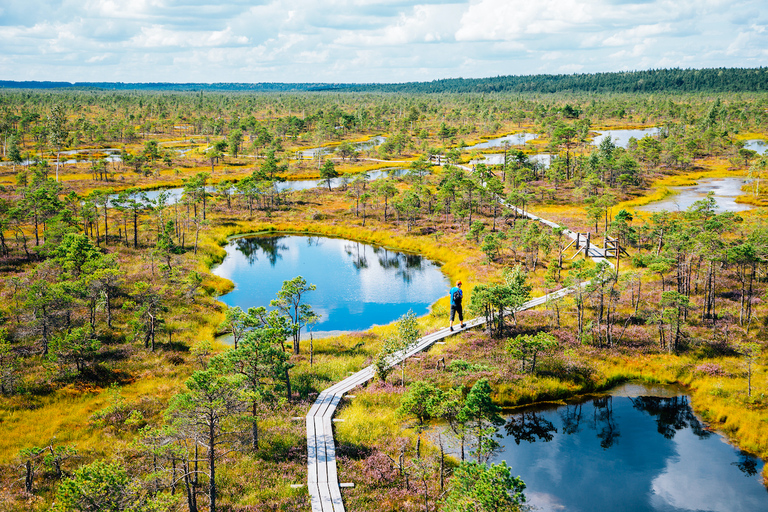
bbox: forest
[3,66,768,94]
[0,85,766,511]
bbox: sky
[0,0,766,84]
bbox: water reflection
[465,132,539,150]
[733,451,760,477]
[234,236,288,266]
[344,242,369,270]
[108,168,399,207]
[630,396,712,440]
[213,235,448,333]
[592,128,659,149]
[298,135,387,159]
[744,139,767,155]
[487,384,767,512]
[593,396,620,449]
[635,177,752,213]
[505,410,557,444]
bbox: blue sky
[1,0,766,83]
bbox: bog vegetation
[0,84,766,511]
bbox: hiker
[449,280,465,331]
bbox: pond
[744,139,767,155]
[635,177,753,213]
[298,136,387,159]
[212,235,450,335]
[0,148,123,167]
[464,132,539,150]
[478,153,553,168]
[108,168,402,206]
[488,383,766,512]
[592,128,659,149]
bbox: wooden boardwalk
[306,189,612,511]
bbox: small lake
[478,153,553,168]
[0,148,123,167]
[298,136,387,159]
[635,177,753,213]
[465,132,539,150]
[744,140,767,155]
[212,235,450,335]
[592,128,659,149]
[108,168,402,206]
[490,383,767,512]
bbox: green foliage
[507,331,558,374]
[446,359,490,375]
[53,459,176,512]
[443,461,526,512]
[373,310,422,384]
[0,328,18,395]
[53,460,130,511]
[319,159,339,190]
[469,266,531,337]
[54,233,102,277]
[460,378,504,462]
[270,276,318,355]
[123,281,166,351]
[166,367,245,512]
[480,232,505,263]
[217,311,293,446]
[398,380,443,425]
[466,220,486,243]
[49,326,101,375]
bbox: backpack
[452,289,462,306]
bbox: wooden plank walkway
[306,177,613,511]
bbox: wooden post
[584,232,590,259]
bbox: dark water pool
[212,235,450,335]
[491,383,766,512]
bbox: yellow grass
[0,371,187,463]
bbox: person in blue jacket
[449,280,465,331]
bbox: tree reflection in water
[371,247,425,283]
[504,410,557,445]
[235,236,288,266]
[344,242,369,270]
[732,451,760,477]
[507,394,717,451]
[592,396,619,449]
[374,246,401,270]
[496,389,768,508]
[629,396,711,440]
[560,402,583,435]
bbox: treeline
[352,68,768,94]
[0,81,345,92]
[3,67,768,94]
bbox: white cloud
[0,0,765,82]
[130,25,248,48]
[335,4,463,46]
[455,0,598,42]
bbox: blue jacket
[450,286,463,306]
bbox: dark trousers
[450,304,463,322]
